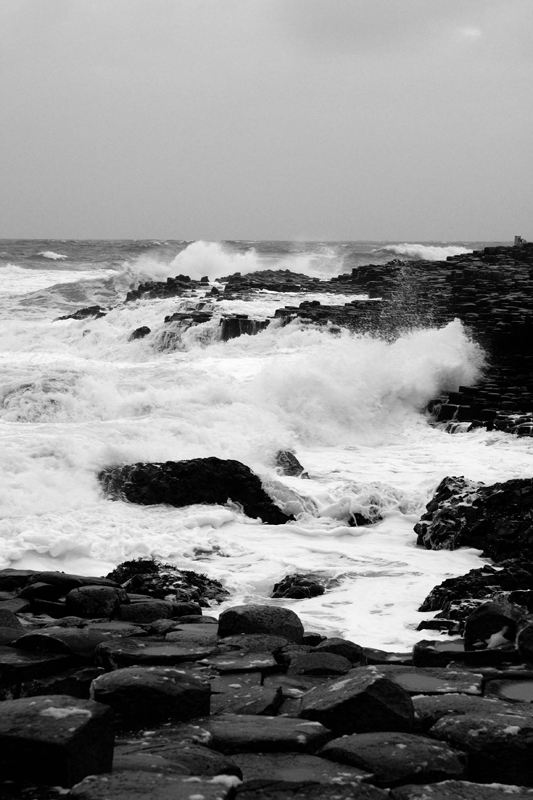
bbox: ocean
[2,238,532,652]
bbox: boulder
[112,741,242,777]
[287,652,352,676]
[90,666,210,722]
[298,667,414,735]
[312,637,364,664]
[320,731,466,788]
[0,608,23,629]
[274,450,308,477]
[128,326,151,341]
[463,600,522,650]
[65,585,128,618]
[12,627,122,659]
[211,685,283,716]
[415,476,533,562]
[412,694,515,733]
[218,605,304,644]
[271,574,325,599]
[115,600,200,623]
[430,709,533,785]
[99,457,292,524]
[0,695,113,787]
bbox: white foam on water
[383,243,472,261]
[37,251,68,260]
[0,266,531,649]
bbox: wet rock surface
[99,457,293,525]
[4,588,533,796]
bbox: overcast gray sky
[1,0,532,241]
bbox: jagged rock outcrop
[415,475,533,562]
[98,457,293,525]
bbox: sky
[1,0,532,241]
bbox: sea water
[1,239,531,651]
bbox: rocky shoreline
[6,240,531,797]
[3,465,533,797]
[57,239,533,436]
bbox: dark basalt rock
[430,708,533,785]
[90,665,211,722]
[220,315,270,341]
[275,450,308,478]
[298,667,415,735]
[55,306,107,321]
[319,730,467,788]
[463,600,523,651]
[218,605,304,644]
[0,695,114,787]
[271,574,325,600]
[98,457,292,525]
[128,325,151,341]
[105,558,229,606]
[415,475,533,562]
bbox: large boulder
[99,457,292,525]
[90,666,210,722]
[430,708,533,785]
[415,476,533,561]
[0,695,113,787]
[298,667,414,735]
[218,605,304,644]
[319,731,467,788]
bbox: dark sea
[1,238,529,650]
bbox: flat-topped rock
[218,605,304,644]
[412,693,519,732]
[298,667,414,735]
[99,457,292,525]
[191,714,333,754]
[391,782,533,799]
[431,708,533,785]
[95,636,220,669]
[0,694,113,787]
[211,684,283,716]
[112,741,242,777]
[320,731,466,788]
[232,751,372,788]
[71,771,239,800]
[373,665,483,695]
[90,665,210,722]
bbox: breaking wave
[37,251,68,260]
[382,243,472,261]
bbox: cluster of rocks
[414,475,533,636]
[125,274,209,303]
[6,578,533,799]
[53,241,533,432]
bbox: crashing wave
[37,251,68,260]
[382,243,472,261]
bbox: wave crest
[382,243,472,261]
[37,251,68,260]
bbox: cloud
[458,27,483,40]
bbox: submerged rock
[99,457,293,525]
